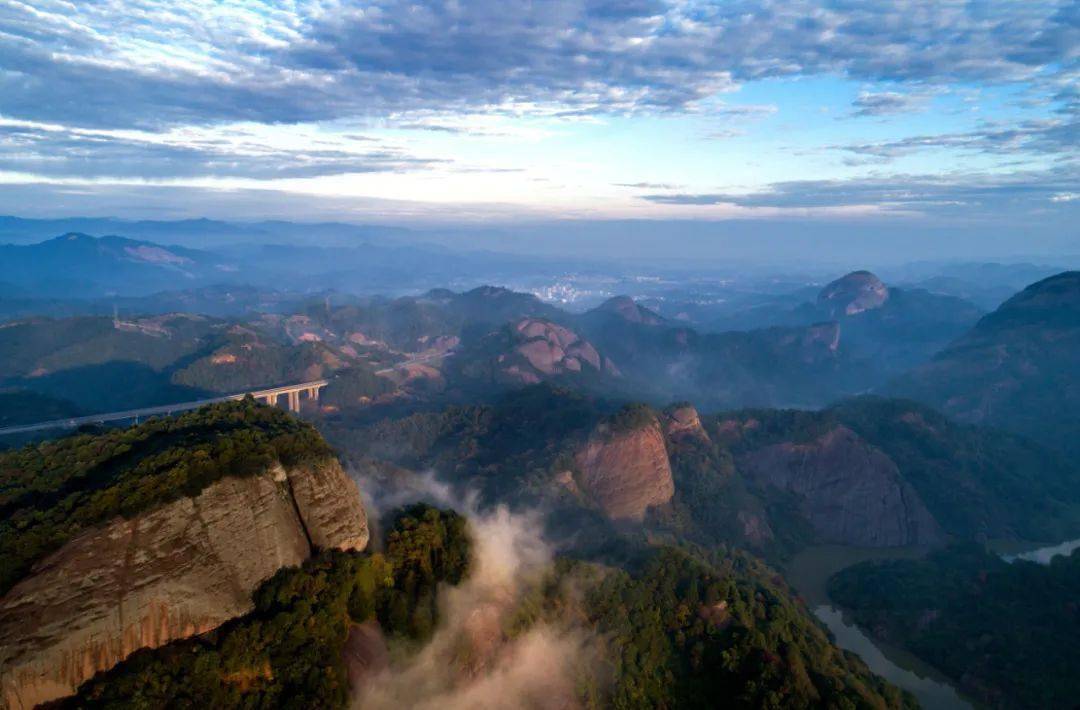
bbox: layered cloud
[1,1,1075,128]
[641,165,1080,218]
[0,0,1076,232]
[849,91,931,118]
[838,118,1080,162]
[0,120,441,179]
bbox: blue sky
[0,0,1076,252]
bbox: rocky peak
[499,318,605,383]
[595,296,664,325]
[818,270,889,316]
[663,404,710,444]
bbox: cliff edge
[0,403,368,709]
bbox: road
[374,350,451,376]
[0,379,329,438]
[0,353,451,437]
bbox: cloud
[641,165,1080,217]
[837,117,1080,161]
[0,182,568,224]
[849,91,929,117]
[712,103,779,118]
[614,182,683,190]
[350,470,598,710]
[1,1,1075,129]
[355,506,593,710]
[0,121,441,179]
[396,124,474,134]
[700,101,778,138]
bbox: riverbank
[785,545,973,710]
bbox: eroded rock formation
[818,271,890,317]
[739,426,942,547]
[574,416,675,522]
[0,458,367,709]
[663,404,710,445]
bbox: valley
[5,5,1077,707]
[2,229,1079,709]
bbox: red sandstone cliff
[0,458,368,709]
[574,415,675,522]
[739,426,942,547]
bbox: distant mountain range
[0,233,232,298]
[0,216,415,248]
[0,232,554,302]
[3,229,1079,449]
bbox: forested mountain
[328,386,1080,559]
[0,402,912,709]
[0,233,231,297]
[891,271,1080,457]
[831,544,1080,709]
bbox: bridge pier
[244,380,329,413]
[0,379,331,438]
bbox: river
[785,545,973,710]
[785,538,1080,708]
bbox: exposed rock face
[739,426,942,547]
[341,621,390,691]
[497,318,607,384]
[819,271,889,316]
[574,416,675,522]
[802,321,841,353]
[663,404,710,445]
[0,459,368,709]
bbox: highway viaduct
[0,379,329,438]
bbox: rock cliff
[0,458,367,709]
[739,426,942,546]
[491,318,609,385]
[818,270,890,317]
[574,415,675,522]
[662,404,710,445]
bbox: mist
[351,470,598,710]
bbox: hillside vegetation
[830,544,1080,709]
[718,397,1080,543]
[892,271,1080,457]
[67,504,471,708]
[335,386,1080,561]
[518,548,915,709]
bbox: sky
[0,0,1077,256]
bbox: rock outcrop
[497,318,607,384]
[0,458,368,709]
[594,296,664,325]
[663,404,710,445]
[818,271,889,317]
[574,415,675,522]
[739,426,942,547]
